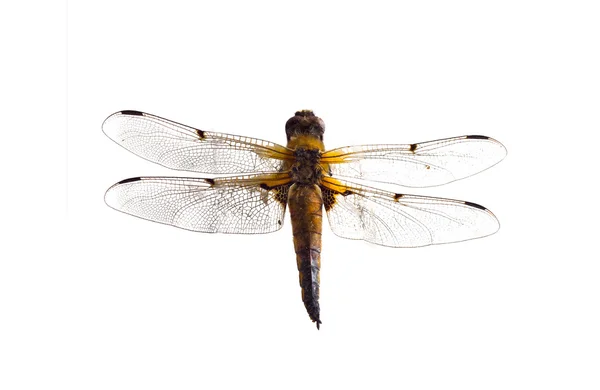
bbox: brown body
[285,111,327,328]
[288,184,323,327]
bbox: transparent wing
[102,110,293,174]
[321,135,506,187]
[321,177,499,247]
[105,174,290,234]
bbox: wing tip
[463,201,501,238]
[466,134,508,159]
[102,110,145,137]
[104,177,143,209]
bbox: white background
[2,1,599,389]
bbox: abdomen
[288,183,323,329]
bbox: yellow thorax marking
[287,134,325,151]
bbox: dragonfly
[103,110,506,329]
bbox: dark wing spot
[466,135,489,140]
[464,201,487,210]
[277,220,282,226]
[272,185,289,206]
[120,110,143,116]
[425,165,431,170]
[321,187,336,211]
[204,178,215,186]
[196,129,206,139]
[409,143,417,153]
[393,193,403,201]
[260,183,270,190]
[118,177,142,184]
[323,189,352,211]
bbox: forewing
[102,110,293,174]
[321,135,506,187]
[105,174,290,234]
[321,177,499,247]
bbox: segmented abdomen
[288,184,323,329]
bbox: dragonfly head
[286,110,325,141]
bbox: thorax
[286,135,325,185]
